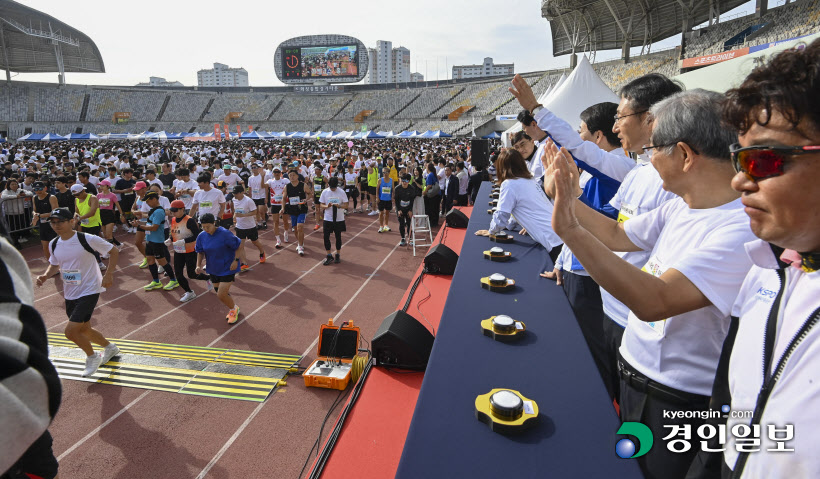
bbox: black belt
[617,356,709,407]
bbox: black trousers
[456,193,468,206]
[561,272,610,400]
[424,195,440,226]
[619,358,710,479]
[323,221,344,251]
[397,210,411,238]
[602,314,626,404]
[173,251,206,292]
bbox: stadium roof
[542,0,748,56]
[0,0,104,74]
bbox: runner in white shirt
[217,165,242,189]
[547,90,756,478]
[189,174,225,220]
[319,177,349,265]
[231,185,266,271]
[35,208,120,377]
[172,168,198,211]
[266,167,291,248]
[246,163,268,228]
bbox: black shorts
[39,222,57,242]
[4,430,59,479]
[323,220,346,233]
[345,187,359,198]
[219,218,233,229]
[378,200,393,211]
[253,198,266,207]
[270,204,282,214]
[65,293,100,323]
[236,227,258,241]
[209,273,235,284]
[100,209,117,226]
[145,241,169,258]
[81,225,101,236]
[367,186,377,196]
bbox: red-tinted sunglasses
[730,143,820,181]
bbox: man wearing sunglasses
[547,89,757,479]
[699,39,820,479]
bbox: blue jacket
[195,227,241,276]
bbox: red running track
[24,210,434,479]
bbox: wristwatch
[531,105,545,116]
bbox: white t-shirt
[319,188,348,222]
[217,173,241,188]
[232,195,258,230]
[600,163,678,326]
[620,197,756,395]
[173,179,199,209]
[344,172,359,188]
[48,233,113,300]
[724,239,820,477]
[192,188,225,218]
[489,177,561,251]
[247,174,266,200]
[139,197,171,215]
[266,177,290,205]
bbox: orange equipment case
[303,319,360,390]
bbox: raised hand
[551,147,582,238]
[508,74,539,112]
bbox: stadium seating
[594,49,680,91]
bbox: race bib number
[346,179,355,186]
[329,198,341,205]
[617,202,637,223]
[163,184,171,191]
[98,198,111,207]
[400,200,410,207]
[252,188,260,196]
[172,239,186,253]
[288,196,301,205]
[381,187,391,195]
[62,269,81,285]
[199,201,213,208]
[235,209,244,215]
[314,184,322,192]
[629,256,668,336]
[81,218,90,226]
[273,194,283,202]
[181,194,191,199]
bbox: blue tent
[418,130,452,138]
[396,130,421,138]
[351,130,386,139]
[166,132,186,140]
[240,131,271,140]
[289,131,312,138]
[482,131,501,139]
[315,131,339,139]
[66,133,101,140]
[17,133,68,141]
[268,131,287,138]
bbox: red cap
[170,200,185,209]
[134,181,148,190]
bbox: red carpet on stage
[316,208,472,479]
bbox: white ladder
[411,215,433,256]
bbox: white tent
[674,32,820,93]
[501,72,567,146]
[501,57,619,146]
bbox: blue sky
[13,0,758,86]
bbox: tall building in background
[451,57,513,80]
[136,76,183,87]
[197,63,249,87]
[366,41,411,84]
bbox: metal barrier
[0,196,36,244]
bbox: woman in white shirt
[2,178,33,245]
[474,148,563,263]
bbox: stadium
[2,0,820,478]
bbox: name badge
[62,269,82,285]
[617,202,637,223]
[630,256,668,336]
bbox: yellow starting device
[475,389,539,434]
[304,319,364,390]
[483,246,511,262]
[481,315,526,342]
[481,273,516,292]
[489,232,513,244]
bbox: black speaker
[372,310,435,370]
[424,243,459,275]
[445,208,468,228]
[471,139,490,170]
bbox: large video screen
[282,45,359,80]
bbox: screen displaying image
[282,45,358,79]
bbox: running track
[24,211,432,478]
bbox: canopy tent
[313,131,340,139]
[501,58,618,146]
[500,72,568,146]
[674,32,820,93]
[331,131,354,139]
[268,131,287,138]
[396,130,421,138]
[376,131,395,138]
[239,131,270,140]
[166,132,186,140]
[146,131,169,140]
[65,133,101,140]
[418,130,452,138]
[482,131,502,139]
[351,130,386,139]
[17,133,68,141]
[288,131,312,138]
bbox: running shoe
[144,280,162,291]
[163,280,179,291]
[101,252,110,259]
[298,246,305,256]
[98,262,107,271]
[400,238,407,246]
[180,291,196,302]
[259,253,267,263]
[82,352,103,377]
[323,255,334,266]
[206,280,214,292]
[240,264,250,272]
[101,344,120,364]
[314,224,320,231]
[138,257,149,269]
[385,226,391,232]
[226,306,240,324]
[378,226,384,233]
[275,238,282,249]
[334,254,340,264]
[283,230,290,242]
[368,211,379,216]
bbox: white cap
[70,184,84,193]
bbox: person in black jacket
[467,164,490,205]
[394,174,418,246]
[440,164,458,215]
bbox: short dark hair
[121,168,133,175]
[328,176,339,188]
[511,131,531,146]
[177,168,190,177]
[78,171,90,179]
[580,102,621,147]
[55,176,69,184]
[196,174,210,183]
[619,73,684,112]
[517,109,535,126]
[723,38,820,135]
